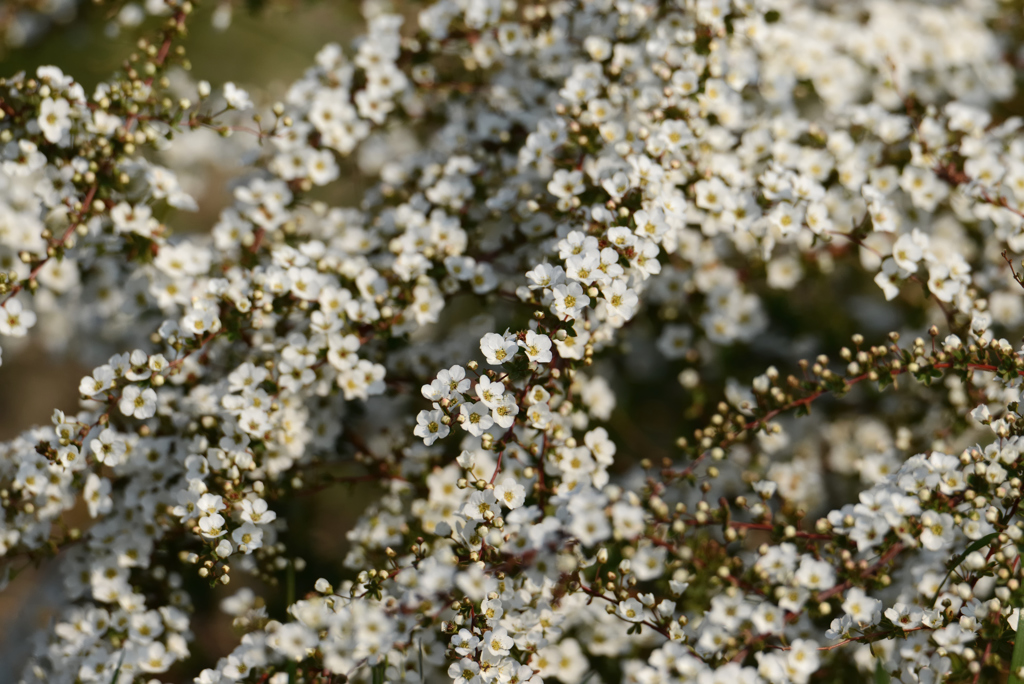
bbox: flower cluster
[4,0,1024,683]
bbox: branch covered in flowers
[3,0,1024,683]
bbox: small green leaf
[869,643,890,684]
[946,533,1000,571]
[1011,619,1024,684]
[874,658,890,684]
[930,532,1000,603]
[109,649,125,684]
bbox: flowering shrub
[8,0,1024,682]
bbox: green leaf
[930,532,1000,603]
[1011,619,1024,684]
[874,658,890,684]
[373,662,387,684]
[109,649,125,684]
[946,532,1000,571]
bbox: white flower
[137,641,175,673]
[269,623,318,660]
[240,498,276,524]
[480,331,518,365]
[751,602,784,635]
[526,263,565,289]
[794,556,835,590]
[459,401,494,436]
[463,490,498,521]
[38,98,72,143]
[766,255,804,290]
[84,473,113,518]
[931,622,974,655]
[231,523,264,553]
[437,365,471,397]
[602,280,639,319]
[475,375,505,408]
[118,385,158,419]
[841,587,881,626]
[80,365,116,396]
[90,429,127,466]
[631,543,667,580]
[969,404,991,424]
[55,444,82,470]
[223,82,253,110]
[448,660,480,683]
[551,282,590,318]
[483,627,513,656]
[519,330,552,363]
[920,510,955,551]
[491,394,519,428]
[874,258,902,301]
[451,628,479,656]
[617,598,645,622]
[110,202,158,236]
[891,233,922,273]
[198,494,225,515]
[414,409,449,445]
[239,407,270,436]
[885,603,923,630]
[199,513,227,538]
[493,478,525,509]
[565,251,601,285]
[787,639,820,678]
[547,169,585,199]
[0,299,37,337]
[183,305,221,336]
